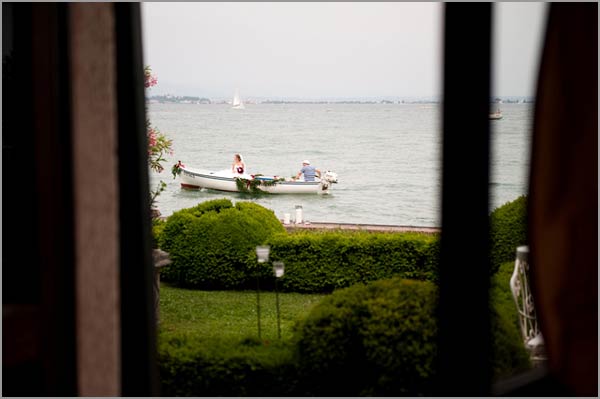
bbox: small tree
[145,66,173,214]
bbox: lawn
[158,283,327,342]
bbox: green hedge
[265,231,440,293]
[489,261,531,378]
[294,277,530,396]
[158,199,285,289]
[490,195,527,274]
[156,195,526,290]
[156,202,441,293]
[158,336,300,396]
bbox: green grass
[158,282,327,342]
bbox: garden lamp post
[273,261,285,339]
[255,245,270,340]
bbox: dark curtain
[528,3,598,396]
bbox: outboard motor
[319,171,338,194]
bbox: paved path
[282,221,440,234]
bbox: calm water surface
[149,103,532,227]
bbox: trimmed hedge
[490,195,527,274]
[156,194,526,290]
[158,199,285,289]
[294,277,530,396]
[489,261,531,378]
[265,231,440,293]
[158,336,300,396]
[157,202,441,293]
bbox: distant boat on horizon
[489,109,503,120]
[232,89,245,110]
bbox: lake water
[148,103,532,227]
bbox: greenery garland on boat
[171,160,184,179]
[235,175,285,194]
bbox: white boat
[177,166,338,194]
[232,89,245,110]
[489,109,503,120]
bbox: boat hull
[179,167,329,194]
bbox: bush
[489,262,531,378]
[151,217,167,249]
[294,277,531,396]
[266,231,440,293]
[158,336,300,396]
[490,195,527,274]
[157,199,285,289]
[294,278,438,396]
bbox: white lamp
[273,261,285,278]
[256,246,270,263]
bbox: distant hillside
[147,94,533,105]
[148,95,211,104]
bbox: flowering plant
[147,123,173,173]
[144,66,158,88]
[145,66,174,213]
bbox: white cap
[302,160,310,165]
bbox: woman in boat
[231,153,245,175]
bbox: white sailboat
[232,89,245,109]
[489,108,503,120]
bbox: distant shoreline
[282,220,440,234]
[148,96,535,106]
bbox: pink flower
[145,66,174,178]
[144,69,158,88]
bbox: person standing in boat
[231,153,245,175]
[294,159,321,181]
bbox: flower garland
[235,175,285,194]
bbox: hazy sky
[141,2,547,99]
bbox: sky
[141,2,548,100]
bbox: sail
[232,89,245,109]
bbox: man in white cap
[294,159,321,181]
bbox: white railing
[509,245,546,362]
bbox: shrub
[266,231,440,293]
[294,277,530,396]
[157,210,441,293]
[151,217,167,249]
[158,336,300,396]
[490,195,527,274]
[157,199,285,289]
[294,278,438,396]
[489,262,531,378]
